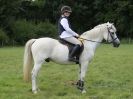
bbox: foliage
[0,0,21,29]
[18,0,133,40]
[11,20,57,45]
[30,0,45,8]
[0,28,8,46]
[0,44,133,98]
[12,20,36,45]
[36,21,57,38]
[0,0,133,45]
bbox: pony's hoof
[32,90,37,94]
[81,89,86,94]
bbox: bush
[12,20,36,45]
[120,38,133,44]
[35,22,57,38]
[0,28,9,46]
[12,20,58,45]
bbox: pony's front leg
[32,62,42,94]
[77,61,89,93]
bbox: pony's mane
[81,23,107,38]
[94,22,116,31]
[93,23,107,29]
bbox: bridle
[106,26,118,43]
[79,25,118,44]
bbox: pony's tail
[23,39,36,82]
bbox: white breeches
[63,37,82,46]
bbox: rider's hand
[75,34,79,38]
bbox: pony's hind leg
[32,61,43,94]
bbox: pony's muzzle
[113,39,120,47]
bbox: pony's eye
[111,32,115,35]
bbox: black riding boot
[69,44,81,62]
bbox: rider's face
[63,11,71,17]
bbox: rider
[58,5,82,62]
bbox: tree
[0,0,133,45]
[0,0,21,42]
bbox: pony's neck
[81,23,107,51]
[81,24,107,42]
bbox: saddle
[59,38,84,63]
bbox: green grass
[0,44,133,99]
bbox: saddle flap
[58,38,84,59]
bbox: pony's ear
[106,22,110,26]
[107,22,110,24]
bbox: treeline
[0,0,133,46]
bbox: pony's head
[103,22,120,47]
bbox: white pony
[23,22,120,94]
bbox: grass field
[0,44,133,99]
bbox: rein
[79,37,102,43]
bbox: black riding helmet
[61,5,72,14]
